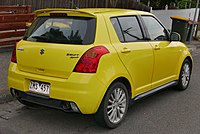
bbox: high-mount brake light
[50,13,68,17]
[73,46,109,73]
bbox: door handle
[121,47,131,53]
[36,68,45,72]
[154,45,160,50]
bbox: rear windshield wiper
[123,27,141,40]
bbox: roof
[79,8,133,14]
[35,8,152,17]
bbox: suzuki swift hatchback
[8,8,193,128]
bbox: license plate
[29,81,50,95]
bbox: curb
[0,90,15,104]
[186,41,200,54]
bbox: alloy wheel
[181,63,190,88]
[107,87,127,124]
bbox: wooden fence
[0,0,150,12]
[0,5,34,46]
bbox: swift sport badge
[66,53,79,58]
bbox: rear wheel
[177,59,192,90]
[95,82,129,128]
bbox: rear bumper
[11,89,78,112]
[8,63,106,114]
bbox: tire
[177,59,192,91]
[95,82,129,128]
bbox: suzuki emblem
[40,49,45,55]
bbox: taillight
[74,46,109,73]
[11,44,17,63]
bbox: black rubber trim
[15,90,74,112]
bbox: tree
[109,0,119,7]
[141,0,196,9]
[175,0,192,8]
[141,0,174,9]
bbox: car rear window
[24,16,96,45]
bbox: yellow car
[8,8,193,128]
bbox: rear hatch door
[16,15,96,79]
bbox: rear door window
[111,16,144,42]
[111,18,124,42]
[24,17,96,45]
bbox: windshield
[24,16,96,45]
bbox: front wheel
[177,59,192,90]
[95,82,129,128]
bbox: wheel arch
[94,76,131,128]
[177,55,193,79]
[176,56,193,90]
[185,56,193,71]
[95,76,133,113]
[107,77,132,100]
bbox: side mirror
[170,32,181,41]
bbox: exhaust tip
[61,102,71,111]
[70,102,80,113]
[61,101,80,113]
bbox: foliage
[176,0,191,8]
[141,0,197,9]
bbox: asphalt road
[0,53,200,134]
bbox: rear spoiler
[34,8,96,18]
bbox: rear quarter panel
[92,14,134,100]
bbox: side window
[118,16,144,42]
[111,16,144,42]
[142,16,168,41]
[111,18,124,42]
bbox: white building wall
[152,8,199,30]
